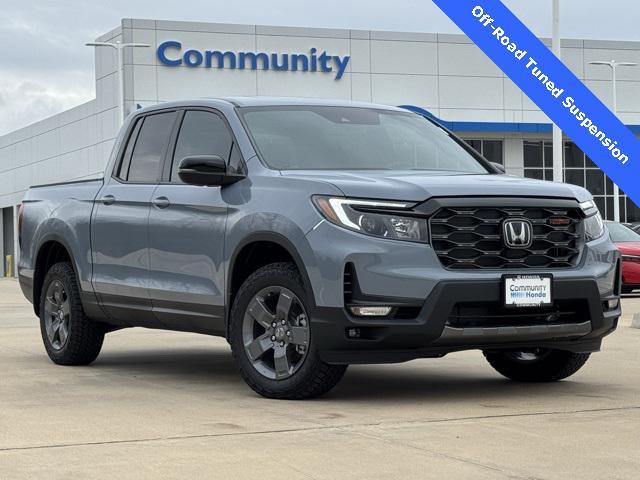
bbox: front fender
[224,212,320,305]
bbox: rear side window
[126,112,176,183]
[171,111,233,182]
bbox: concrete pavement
[0,278,639,479]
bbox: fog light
[607,299,619,309]
[349,306,392,317]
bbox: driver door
[147,109,241,334]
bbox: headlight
[312,196,428,242]
[581,200,604,242]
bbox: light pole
[588,60,638,222]
[551,0,563,184]
[86,41,150,124]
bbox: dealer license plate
[503,274,553,308]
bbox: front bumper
[304,219,621,365]
[311,276,620,364]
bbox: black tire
[483,349,590,382]
[229,262,347,399]
[622,286,634,294]
[39,262,105,365]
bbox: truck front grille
[430,206,583,270]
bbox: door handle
[99,195,115,205]
[152,196,170,209]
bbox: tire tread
[40,262,104,366]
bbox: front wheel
[483,348,590,382]
[229,262,347,399]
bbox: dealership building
[1,18,640,275]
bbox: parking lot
[0,277,639,479]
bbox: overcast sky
[1,0,639,135]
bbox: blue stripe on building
[399,105,640,135]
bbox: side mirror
[178,155,227,186]
[491,162,506,173]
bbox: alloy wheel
[242,286,310,380]
[43,280,71,350]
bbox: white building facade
[1,18,640,274]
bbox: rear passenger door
[91,110,178,326]
[147,109,241,334]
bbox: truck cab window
[171,111,233,182]
[127,112,176,183]
[228,142,244,174]
[116,119,142,180]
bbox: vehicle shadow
[95,346,241,383]
[332,366,610,403]
[92,345,612,404]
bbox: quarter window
[116,118,142,180]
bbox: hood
[280,170,591,203]
[616,242,640,255]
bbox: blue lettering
[334,55,350,80]
[157,40,182,66]
[309,47,317,72]
[271,53,289,71]
[291,54,309,72]
[156,42,350,80]
[239,52,269,70]
[184,49,203,67]
[205,51,236,69]
[318,52,332,73]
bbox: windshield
[607,222,640,242]
[239,106,490,173]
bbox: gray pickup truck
[18,97,621,399]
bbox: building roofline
[119,17,640,49]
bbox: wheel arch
[226,232,315,339]
[32,235,78,317]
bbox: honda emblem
[503,219,533,249]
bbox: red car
[606,221,640,293]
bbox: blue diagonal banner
[432,0,640,206]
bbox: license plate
[503,274,553,308]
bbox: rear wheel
[229,262,347,399]
[483,348,590,382]
[39,262,105,365]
